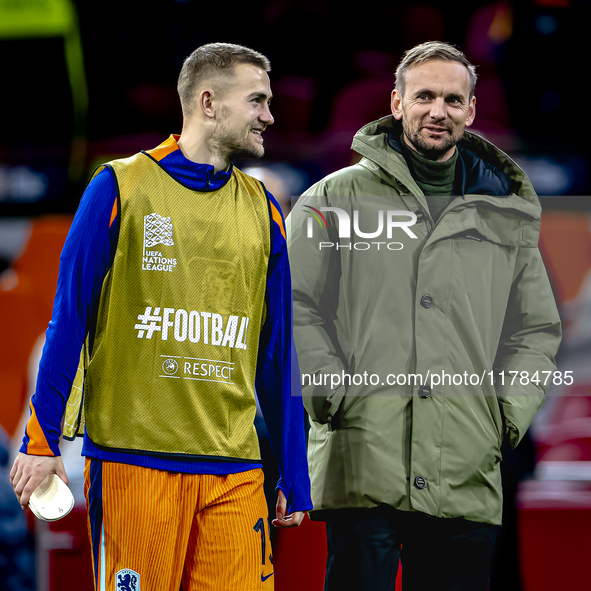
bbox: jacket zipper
[414,209,432,237]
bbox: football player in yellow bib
[11,43,312,591]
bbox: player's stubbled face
[392,59,476,162]
[212,63,274,161]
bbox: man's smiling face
[391,59,476,162]
[212,63,274,161]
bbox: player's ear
[199,89,216,119]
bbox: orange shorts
[84,459,273,591]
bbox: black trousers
[324,507,497,591]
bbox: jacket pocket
[327,350,356,430]
[326,385,347,430]
[485,391,505,448]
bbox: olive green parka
[287,116,561,525]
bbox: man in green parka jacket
[287,42,561,591]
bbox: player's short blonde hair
[177,43,271,117]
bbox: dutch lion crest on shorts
[116,569,140,591]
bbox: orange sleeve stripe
[146,135,179,162]
[25,401,54,456]
[109,198,118,227]
[269,202,286,241]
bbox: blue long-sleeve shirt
[21,135,312,513]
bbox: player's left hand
[272,489,304,528]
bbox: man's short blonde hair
[177,42,271,117]
[395,41,477,99]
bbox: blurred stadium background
[1,0,590,589]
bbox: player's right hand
[272,489,305,528]
[10,453,68,510]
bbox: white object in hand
[29,474,74,521]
